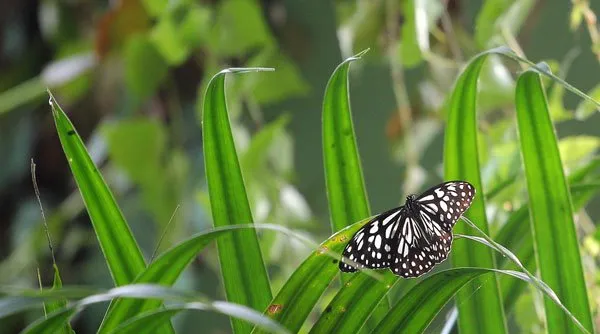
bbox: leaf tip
[351,48,370,60]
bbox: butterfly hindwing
[391,228,453,278]
[339,207,403,272]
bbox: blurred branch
[570,0,600,62]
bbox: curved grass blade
[98,229,229,332]
[16,284,287,334]
[109,302,288,334]
[322,48,389,329]
[251,217,374,334]
[102,223,322,333]
[49,92,146,285]
[371,268,541,334]
[443,51,506,334]
[456,230,589,333]
[372,228,589,334]
[309,271,397,333]
[202,68,274,333]
[372,268,489,333]
[514,70,594,333]
[442,161,600,331]
[474,176,600,313]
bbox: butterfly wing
[339,207,404,272]
[391,181,475,278]
[415,181,475,233]
[339,181,476,278]
[390,220,453,278]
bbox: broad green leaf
[208,0,273,57]
[102,119,180,225]
[49,92,146,286]
[514,70,594,333]
[150,16,190,65]
[148,3,211,65]
[125,35,168,101]
[443,52,507,334]
[203,68,273,333]
[475,0,515,47]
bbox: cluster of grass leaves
[1,46,599,334]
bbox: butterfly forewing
[339,181,475,278]
[416,181,475,232]
[339,207,403,272]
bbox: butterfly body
[339,181,475,278]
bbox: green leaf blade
[202,69,273,333]
[98,229,229,332]
[42,265,73,334]
[49,92,146,286]
[514,71,594,333]
[321,49,390,331]
[253,218,370,334]
[310,272,396,333]
[322,49,371,233]
[374,268,488,334]
[443,54,507,333]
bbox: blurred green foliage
[0,0,599,333]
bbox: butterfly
[339,181,475,278]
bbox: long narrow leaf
[322,49,389,330]
[99,223,320,332]
[443,53,507,333]
[373,227,588,333]
[437,160,600,331]
[323,49,371,232]
[98,230,229,332]
[49,92,146,285]
[371,267,563,334]
[109,302,288,334]
[202,68,274,333]
[252,217,374,334]
[514,70,594,333]
[309,272,397,333]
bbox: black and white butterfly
[339,181,475,278]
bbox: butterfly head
[405,194,419,212]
